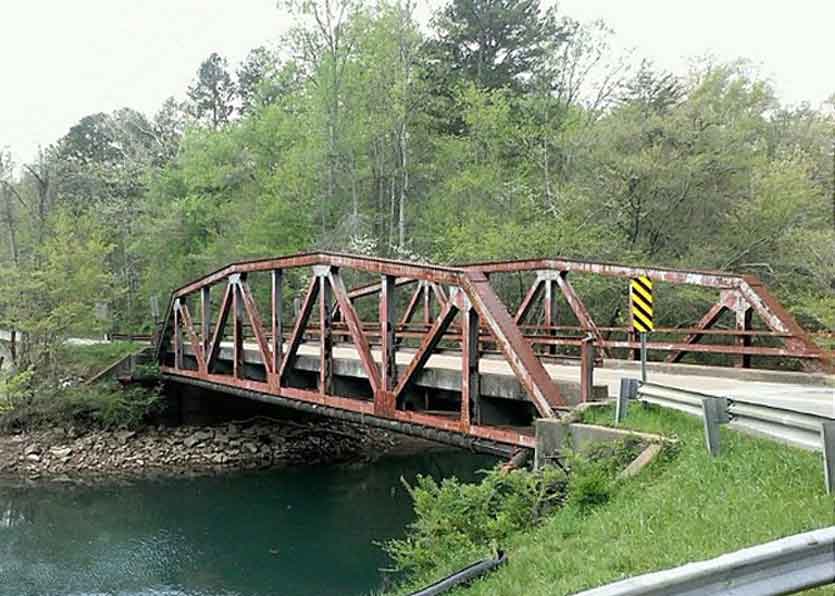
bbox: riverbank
[387,405,835,595]
[0,417,400,484]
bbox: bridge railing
[347,257,830,372]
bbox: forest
[0,0,833,371]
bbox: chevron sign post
[631,276,654,381]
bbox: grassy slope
[57,341,143,379]
[401,405,835,596]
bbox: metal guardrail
[574,525,835,595]
[616,379,835,493]
[635,382,829,451]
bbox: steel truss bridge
[156,253,831,455]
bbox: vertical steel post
[735,306,753,369]
[200,286,210,354]
[580,335,595,403]
[319,271,333,395]
[380,275,397,391]
[271,269,283,381]
[422,281,431,325]
[640,332,648,382]
[232,278,244,379]
[544,277,556,355]
[461,305,480,426]
[173,299,183,369]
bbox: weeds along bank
[384,405,835,595]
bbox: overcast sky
[1,0,833,165]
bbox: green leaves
[385,465,567,576]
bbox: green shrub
[134,360,160,379]
[0,382,162,431]
[384,465,567,576]
[565,460,611,513]
[0,368,35,413]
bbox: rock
[183,430,214,449]
[25,454,41,463]
[243,443,259,455]
[115,431,137,445]
[194,430,214,442]
[24,444,41,456]
[49,446,73,458]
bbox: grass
[56,341,144,379]
[388,405,835,595]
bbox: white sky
[1,0,833,165]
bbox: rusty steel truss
[157,252,830,452]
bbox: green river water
[0,448,495,596]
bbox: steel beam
[271,269,283,382]
[278,277,319,382]
[328,268,381,394]
[206,283,233,373]
[463,272,561,416]
[461,303,481,427]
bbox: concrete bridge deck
[198,340,834,417]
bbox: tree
[0,151,20,266]
[237,46,280,114]
[284,0,363,237]
[619,60,684,114]
[431,0,560,91]
[0,208,118,370]
[187,52,237,129]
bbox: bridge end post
[534,418,567,470]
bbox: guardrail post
[821,422,835,495]
[702,396,729,457]
[616,378,639,424]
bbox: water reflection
[0,449,495,596]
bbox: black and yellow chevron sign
[630,276,654,333]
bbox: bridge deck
[302,344,835,417]
[185,340,834,417]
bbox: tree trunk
[398,124,408,248]
[1,188,18,265]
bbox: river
[0,448,496,596]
